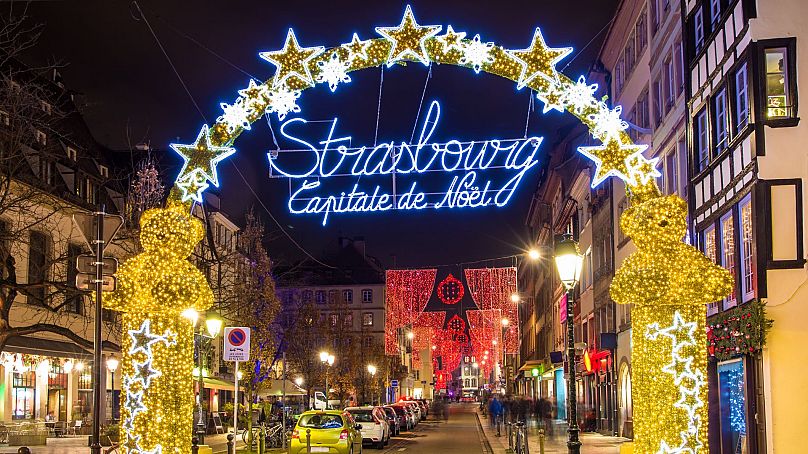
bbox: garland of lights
[726,366,747,434]
[106,204,213,454]
[437,273,464,305]
[707,300,772,361]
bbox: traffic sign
[223,327,251,361]
[76,255,118,275]
[390,380,399,388]
[72,212,123,253]
[76,273,116,291]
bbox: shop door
[717,359,747,454]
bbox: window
[344,313,353,327]
[35,129,47,146]
[713,89,729,153]
[636,9,647,54]
[664,150,679,195]
[764,47,793,119]
[674,42,684,96]
[302,290,313,302]
[328,290,337,304]
[615,58,624,95]
[617,198,628,244]
[66,243,83,314]
[735,63,750,131]
[343,289,353,304]
[653,79,664,125]
[12,371,36,420]
[84,179,96,204]
[99,165,109,178]
[330,314,338,327]
[362,312,373,326]
[363,337,373,348]
[67,146,77,161]
[581,247,593,289]
[27,231,50,305]
[739,196,756,301]
[720,212,737,309]
[362,289,373,303]
[703,225,719,315]
[694,8,705,52]
[696,109,710,171]
[40,100,52,115]
[636,90,650,129]
[39,159,53,186]
[710,0,721,26]
[315,290,326,304]
[664,57,675,109]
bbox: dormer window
[67,146,77,161]
[99,165,108,178]
[35,130,47,146]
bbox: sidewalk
[0,432,253,454]
[476,411,631,454]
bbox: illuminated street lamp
[188,309,223,444]
[367,365,378,404]
[295,377,304,387]
[527,248,541,260]
[510,293,521,303]
[320,351,335,409]
[554,233,584,454]
[106,357,119,422]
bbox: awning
[518,360,545,372]
[203,377,237,391]
[260,379,307,397]
[3,336,119,359]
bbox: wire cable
[409,64,433,143]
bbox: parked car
[289,410,363,454]
[401,401,421,422]
[345,406,390,449]
[387,405,413,431]
[414,399,430,417]
[381,406,401,436]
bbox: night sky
[18,0,617,268]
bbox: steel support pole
[90,207,104,454]
[565,287,581,454]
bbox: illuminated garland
[726,366,746,434]
[707,300,772,361]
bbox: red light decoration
[447,314,466,332]
[437,273,464,305]
[384,269,437,354]
[465,267,519,354]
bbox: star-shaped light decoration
[674,383,705,418]
[375,5,441,67]
[132,358,161,388]
[661,354,694,383]
[628,153,662,185]
[561,75,599,115]
[655,311,698,351]
[342,32,370,64]
[459,34,495,74]
[587,103,629,141]
[124,390,145,421]
[316,52,352,92]
[266,86,302,120]
[508,28,572,89]
[536,83,567,113]
[218,98,252,133]
[578,136,647,187]
[122,435,142,453]
[176,171,209,204]
[238,79,270,113]
[170,125,236,188]
[260,29,324,88]
[128,320,170,356]
[437,25,466,53]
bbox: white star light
[123,389,145,430]
[316,52,352,92]
[628,154,663,185]
[342,33,370,64]
[460,34,495,74]
[437,25,466,53]
[128,320,172,356]
[645,310,705,454]
[561,76,599,115]
[238,79,270,111]
[260,29,324,88]
[536,82,567,113]
[375,5,442,67]
[266,86,302,120]
[132,358,161,388]
[587,103,629,140]
[218,99,252,133]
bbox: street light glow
[295,377,304,387]
[106,357,119,373]
[181,308,199,325]
[327,354,335,366]
[406,331,415,340]
[527,248,541,260]
[320,351,330,362]
[367,364,377,375]
[501,318,509,327]
[205,311,223,338]
[510,293,520,303]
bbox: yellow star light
[238,79,269,112]
[375,5,442,67]
[628,153,662,186]
[536,83,566,113]
[437,25,466,53]
[509,28,572,89]
[578,136,647,187]
[170,125,236,188]
[343,32,370,64]
[260,29,324,87]
[176,172,209,204]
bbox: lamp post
[320,351,335,409]
[500,318,509,395]
[106,357,119,423]
[185,309,223,445]
[367,365,377,405]
[554,234,584,454]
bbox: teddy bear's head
[139,204,205,258]
[620,194,687,248]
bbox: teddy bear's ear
[139,208,159,229]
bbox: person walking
[489,396,504,436]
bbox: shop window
[695,109,710,172]
[720,212,737,309]
[739,196,756,302]
[763,42,797,121]
[713,88,729,153]
[12,371,36,420]
[735,63,750,131]
[717,360,747,453]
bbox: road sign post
[72,207,122,454]
[224,327,251,439]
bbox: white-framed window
[35,129,47,146]
[696,109,710,171]
[67,146,77,161]
[362,312,373,326]
[330,313,338,327]
[343,289,353,304]
[362,289,373,303]
[714,89,729,152]
[695,8,705,52]
[675,41,685,96]
[344,313,353,327]
[581,247,593,290]
[315,290,326,304]
[720,212,737,309]
[665,56,675,108]
[653,79,664,125]
[739,195,755,301]
[99,165,109,178]
[703,225,719,315]
[735,63,749,131]
[328,290,337,304]
[710,0,721,26]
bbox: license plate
[311,447,329,453]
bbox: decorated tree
[283,298,327,407]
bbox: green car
[289,410,364,454]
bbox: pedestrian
[489,395,503,436]
[538,397,553,438]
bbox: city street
[377,403,491,454]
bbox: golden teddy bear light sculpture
[106,202,213,454]
[611,183,734,454]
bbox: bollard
[306,428,312,454]
[258,423,266,454]
[17,448,31,454]
[538,428,545,454]
[191,436,199,454]
[226,433,235,454]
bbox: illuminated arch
[168,4,661,206]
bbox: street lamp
[320,351,335,409]
[367,365,378,404]
[295,377,304,387]
[106,357,119,423]
[527,248,541,260]
[187,309,223,445]
[500,318,510,394]
[510,293,521,303]
[554,233,584,454]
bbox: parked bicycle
[507,421,530,454]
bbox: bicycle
[512,421,530,454]
[241,425,262,448]
[265,423,285,448]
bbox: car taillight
[340,429,349,440]
[291,430,299,439]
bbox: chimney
[353,236,366,257]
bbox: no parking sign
[223,327,251,361]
